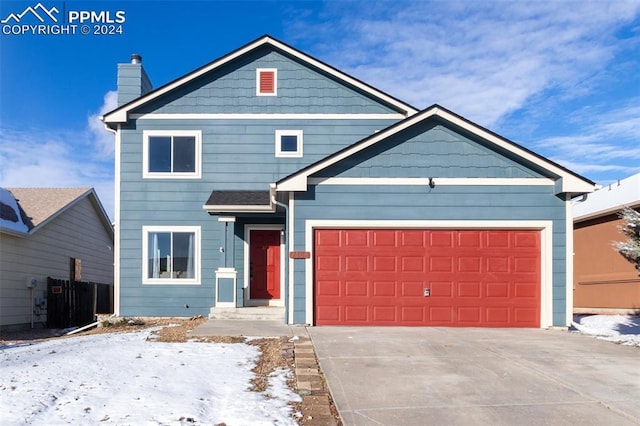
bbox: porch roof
[203,190,275,214]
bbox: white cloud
[87,90,117,158]
[0,92,116,220]
[291,1,640,127]
[533,100,640,178]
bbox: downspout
[270,185,289,324]
[103,123,120,316]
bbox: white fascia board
[102,36,417,126]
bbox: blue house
[102,35,595,328]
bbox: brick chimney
[117,54,152,106]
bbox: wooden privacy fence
[47,277,114,329]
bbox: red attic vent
[258,69,276,95]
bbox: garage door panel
[486,307,509,323]
[373,256,396,272]
[373,306,396,322]
[486,282,509,298]
[401,281,424,297]
[344,305,368,322]
[458,282,481,298]
[430,257,453,272]
[429,307,453,323]
[457,307,481,323]
[401,307,425,322]
[315,229,540,327]
[373,281,396,297]
[458,257,482,272]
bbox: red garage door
[314,229,540,327]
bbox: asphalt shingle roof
[6,188,91,229]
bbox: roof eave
[277,105,596,194]
[0,228,29,238]
[202,204,276,214]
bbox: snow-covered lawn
[0,329,301,425]
[572,314,640,347]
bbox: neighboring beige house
[0,188,113,331]
[573,173,640,313]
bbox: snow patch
[572,314,640,347]
[0,329,300,425]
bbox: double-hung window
[142,226,201,284]
[143,130,202,178]
[275,130,303,158]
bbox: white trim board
[303,219,553,329]
[308,177,554,186]
[130,113,406,120]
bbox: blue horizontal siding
[290,184,567,325]
[135,48,401,115]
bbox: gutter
[270,184,289,325]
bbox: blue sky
[1,0,639,220]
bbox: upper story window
[142,226,201,285]
[143,130,202,179]
[256,68,277,96]
[275,130,303,158]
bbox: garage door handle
[424,288,430,297]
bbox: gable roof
[1,187,113,238]
[102,34,418,127]
[276,104,596,197]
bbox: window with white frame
[275,130,303,158]
[256,68,277,96]
[143,130,201,178]
[142,226,201,284]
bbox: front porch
[209,306,286,321]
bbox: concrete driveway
[307,327,640,425]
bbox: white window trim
[275,130,303,158]
[142,130,202,179]
[142,226,201,285]
[256,68,277,96]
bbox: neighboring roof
[203,190,274,214]
[277,104,596,197]
[0,188,29,234]
[1,187,113,238]
[102,34,418,127]
[574,173,640,222]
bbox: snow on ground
[572,314,640,347]
[0,329,301,425]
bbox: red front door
[249,230,281,300]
